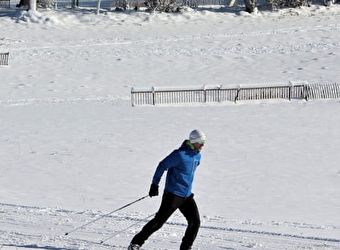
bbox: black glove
[149,184,159,197]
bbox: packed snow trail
[1,203,339,250]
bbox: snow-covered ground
[1,2,340,249]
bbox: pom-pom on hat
[189,130,206,144]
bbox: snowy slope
[1,3,340,250]
[1,202,340,249]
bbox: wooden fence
[0,53,9,66]
[131,82,340,106]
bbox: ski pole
[65,195,149,236]
[100,213,156,244]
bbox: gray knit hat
[189,130,206,143]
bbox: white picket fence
[131,82,340,106]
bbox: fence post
[203,85,207,103]
[304,83,309,101]
[152,87,156,105]
[219,85,222,102]
[288,81,293,101]
[234,87,240,103]
[131,87,135,107]
[96,0,101,14]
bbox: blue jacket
[152,140,201,198]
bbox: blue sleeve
[152,150,179,185]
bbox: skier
[128,129,206,250]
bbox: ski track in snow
[0,95,129,107]
[1,203,339,250]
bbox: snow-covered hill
[1,3,340,249]
[1,202,340,249]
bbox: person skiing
[128,129,206,250]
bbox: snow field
[1,4,340,249]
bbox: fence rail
[131,82,340,106]
[0,53,9,66]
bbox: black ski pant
[131,191,200,249]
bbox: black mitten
[149,184,159,197]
